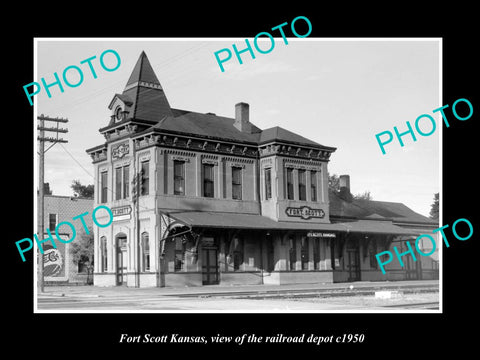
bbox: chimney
[339,175,350,191]
[234,102,252,133]
[339,174,353,202]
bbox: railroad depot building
[86,51,439,287]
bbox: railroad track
[382,301,439,310]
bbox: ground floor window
[313,238,320,270]
[174,237,186,272]
[142,232,150,272]
[225,236,244,271]
[330,239,336,270]
[266,235,274,272]
[100,236,107,272]
[233,237,243,271]
[289,237,296,270]
[77,255,90,273]
[369,238,378,269]
[301,237,309,270]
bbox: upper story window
[286,168,294,200]
[298,169,306,201]
[174,160,185,196]
[311,171,317,202]
[48,213,57,231]
[203,164,214,198]
[141,161,149,196]
[264,168,272,200]
[115,165,130,200]
[100,171,108,203]
[232,166,242,200]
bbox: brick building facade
[41,195,94,285]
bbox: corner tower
[107,51,173,128]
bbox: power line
[37,114,69,293]
[58,142,153,213]
[39,43,213,114]
[59,143,94,179]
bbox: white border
[33,37,442,314]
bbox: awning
[160,210,418,236]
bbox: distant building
[41,195,94,285]
[86,51,438,287]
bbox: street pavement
[36,279,439,312]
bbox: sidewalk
[37,279,439,299]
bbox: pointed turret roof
[125,51,161,87]
[122,51,173,121]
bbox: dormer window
[115,106,123,121]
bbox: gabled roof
[329,190,437,226]
[259,126,326,148]
[102,51,334,151]
[151,110,262,144]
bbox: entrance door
[405,251,422,280]
[116,237,127,286]
[346,247,361,282]
[202,247,219,285]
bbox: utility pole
[37,114,68,293]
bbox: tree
[71,180,94,198]
[328,174,340,192]
[329,173,373,201]
[353,191,373,201]
[44,182,52,195]
[429,193,439,220]
[70,227,94,269]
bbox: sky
[34,38,440,217]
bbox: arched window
[100,236,107,272]
[142,232,150,272]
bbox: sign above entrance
[112,205,132,221]
[307,232,336,238]
[285,206,325,220]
